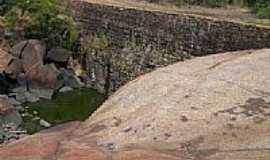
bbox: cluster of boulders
[0,39,85,144]
[0,95,25,144]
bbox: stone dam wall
[71,0,270,94]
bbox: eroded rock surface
[1,49,270,160]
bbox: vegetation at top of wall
[0,0,78,50]
[145,0,270,18]
[248,0,270,19]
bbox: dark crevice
[104,62,111,96]
[19,41,29,59]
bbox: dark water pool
[21,88,106,134]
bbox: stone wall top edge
[74,0,270,30]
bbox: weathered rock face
[1,49,270,160]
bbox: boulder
[26,64,62,90]
[10,41,28,58]
[11,40,45,71]
[0,48,13,74]
[4,59,24,80]
[11,40,63,91]
[47,47,72,63]
[11,40,46,77]
[16,40,45,71]
[0,49,270,160]
[59,68,83,89]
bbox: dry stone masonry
[70,0,270,94]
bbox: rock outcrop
[1,49,270,160]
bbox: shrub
[250,0,270,18]
[1,0,78,50]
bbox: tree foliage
[0,0,78,50]
[249,0,270,18]
[145,0,270,18]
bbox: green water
[21,88,106,134]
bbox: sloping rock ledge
[0,49,270,160]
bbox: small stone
[39,119,51,128]
[21,113,33,118]
[32,116,40,121]
[59,86,73,93]
[8,98,22,106]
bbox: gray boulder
[26,63,62,90]
[0,48,12,74]
[39,119,51,128]
[47,47,72,63]
[59,68,84,89]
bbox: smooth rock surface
[20,40,45,71]
[26,64,61,90]
[1,49,270,160]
